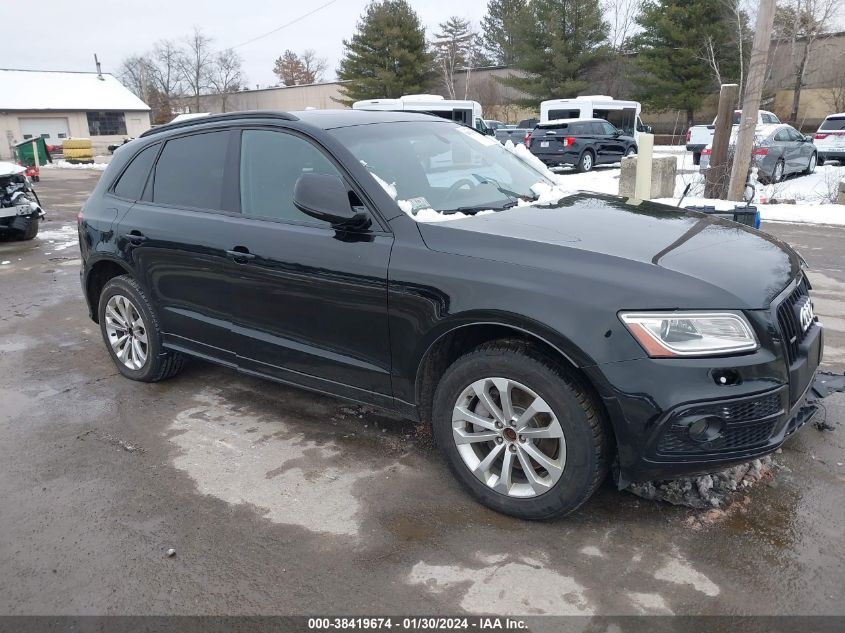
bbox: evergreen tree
[481,0,527,65]
[633,0,744,127]
[336,0,434,105]
[501,0,608,105]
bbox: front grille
[776,276,811,365]
[657,392,783,455]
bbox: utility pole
[705,83,739,199]
[727,0,777,201]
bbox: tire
[692,152,701,166]
[62,138,92,150]
[817,156,825,166]
[804,153,817,175]
[772,159,785,183]
[576,150,595,173]
[97,275,185,382]
[17,217,39,241]
[431,340,610,520]
[624,146,637,158]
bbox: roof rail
[140,110,298,138]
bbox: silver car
[700,123,818,184]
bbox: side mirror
[485,127,495,136]
[293,173,370,229]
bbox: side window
[769,112,781,124]
[788,127,804,141]
[774,128,790,142]
[240,129,344,224]
[152,132,230,210]
[601,122,617,135]
[113,144,159,200]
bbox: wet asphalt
[0,169,843,617]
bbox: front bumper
[584,285,823,485]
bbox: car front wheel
[804,153,817,175]
[98,275,185,382]
[432,340,610,519]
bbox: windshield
[330,121,554,216]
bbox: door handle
[121,231,147,245]
[226,248,256,264]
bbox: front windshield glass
[330,121,555,216]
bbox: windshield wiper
[441,200,520,215]
[471,174,538,203]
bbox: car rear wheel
[804,153,817,175]
[817,156,825,166]
[577,151,594,173]
[772,159,785,183]
[98,275,185,382]
[692,152,701,166]
[432,340,610,519]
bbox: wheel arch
[412,313,604,426]
[85,257,134,323]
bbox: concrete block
[618,156,677,199]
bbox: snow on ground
[549,145,845,226]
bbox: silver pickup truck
[686,109,780,165]
[494,118,539,146]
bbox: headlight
[619,311,758,357]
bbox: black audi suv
[78,110,822,519]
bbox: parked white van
[352,95,491,135]
[540,96,651,142]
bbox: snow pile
[42,160,108,171]
[37,225,78,251]
[627,456,775,509]
[370,171,398,199]
[503,140,558,180]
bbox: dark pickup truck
[494,118,539,146]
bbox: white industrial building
[0,69,151,160]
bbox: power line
[229,0,341,50]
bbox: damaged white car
[0,161,45,241]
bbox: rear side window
[113,144,158,200]
[821,116,845,131]
[153,132,229,210]
[239,129,344,225]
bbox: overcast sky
[6,0,489,88]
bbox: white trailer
[540,96,651,142]
[352,95,491,135]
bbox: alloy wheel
[452,377,566,498]
[104,294,148,370]
[773,161,784,182]
[582,153,593,171]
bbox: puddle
[168,388,399,537]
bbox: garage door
[19,117,70,145]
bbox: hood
[416,193,800,310]
[0,161,26,177]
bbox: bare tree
[209,49,245,112]
[117,55,152,101]
[300,50,328,84]
[601,0,642,97]
[774,0,840,123]
[828,66,845,112]
[432,17,475,99]
[178,27,215,113]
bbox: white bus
[540,96,651,142]
[352,95,492,135]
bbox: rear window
[821,116,845,131]
[548,110,579,121]
[152,132,229,211]
[112,143,158,200]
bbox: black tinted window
[821,116,845,131]
[113,144,158,200]
[240,130,343,224]
[153,132,229,210]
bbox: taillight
[752,148,769,156]
[523,132,531,147]
[815,133,828,139]
[702,148,712,156]
[686,129,691,142]
[562,137,576,147]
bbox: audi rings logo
[798,299,815,332]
